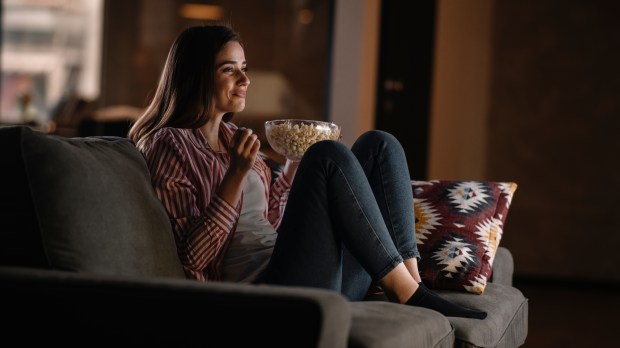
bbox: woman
[129,25,486,319]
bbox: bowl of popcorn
[264,119,341,160]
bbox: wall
[100,0,331,124]
[430,0,620,283]
[427,0,493,181]
[100,0,179,108]
[489,0,620,282]
[329,0,380,147]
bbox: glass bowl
[264,119,341,160]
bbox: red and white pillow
[412,180,517,294]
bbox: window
[1,0,103,128]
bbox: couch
[0,125,528,347]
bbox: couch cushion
[361,281,528,347]
[349,301,455,348]
[438,283,528,347]
[4,126,185,278]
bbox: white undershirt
[220,169,277,282]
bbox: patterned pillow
[412,180,517,294]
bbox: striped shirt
[140,123,291,281]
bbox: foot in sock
[406,283,487,319]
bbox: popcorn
[265,120,341,160]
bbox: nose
[238,71,250,86]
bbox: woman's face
[212,41,250,117]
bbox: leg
[258,137,487,318]
[348,131,487,319]
[350,130,419,264]
[257,140,403,300]
[341,246,373,301]
[342,130,420,298]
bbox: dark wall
[100,0,181,108]
[488,0,620,282]
[100,0,331,121]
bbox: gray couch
[0,125,528,347]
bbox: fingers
[231,127,260,157]
[250,135,261,157]
[230,129,242,148]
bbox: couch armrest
[0,266,350,348]
[490,246,515,286]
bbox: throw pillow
[412,180,517,294]
[16,126,185,279]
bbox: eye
[242,66,249,72]
[222,66,234,73]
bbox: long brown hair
[129,25,240,149]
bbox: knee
[355,130,402,151]
[304,139,356,164]
[305,139,348,157]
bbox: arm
[282,159,300,183]
[143,130,239,280]
[267,159,298,230]
[218,127,261,207]
[0,266,351,348]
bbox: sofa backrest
[0,126,185,279]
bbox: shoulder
[143,127,199,157]
[145,127,177,152]
[152,127,206,148]
[151,127,190,142]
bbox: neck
[201,116,223,151]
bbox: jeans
[255,130,419,301]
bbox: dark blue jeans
[256,130,419,301]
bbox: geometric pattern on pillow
[412,180,517,294]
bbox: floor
[514,278,620,348]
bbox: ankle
[378,263,419,304]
